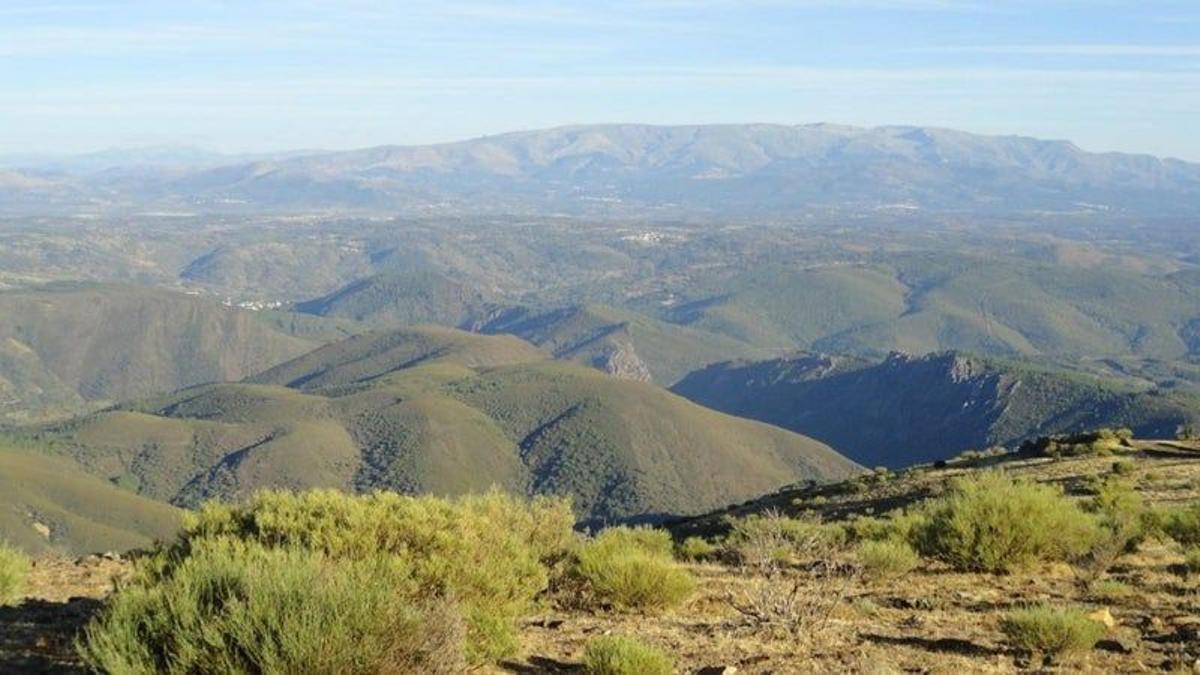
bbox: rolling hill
[0,282,351,422]
[650,255,1200,361]
[30,328,859,522]
[0,443,181,555]
[293,270,498,328]
[477,304,770,384]
[673,350,1200,468]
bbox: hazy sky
[3,0,1199,159]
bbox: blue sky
[2,1,1199,159]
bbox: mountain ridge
[7,123,1200,216]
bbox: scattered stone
[31,522,51,539]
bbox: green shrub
[1000,604,1105,664]
[1020,428,1133,458]
[80,538,465,674]
[1087,579,1133,599]
[1163,501,1200,546]
[1076,478,1149,582]
[94,489,575,666]
[0,541,30,606]
[1184,547,1200,575]
[912,472,1100,573]
[575,527,695,611]
[844,511,927,545]
[1111,460,1135,476]
[858,539,919,580]
[676,536,718,561]
[582,635,674,675]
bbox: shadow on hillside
[0,597,101,674]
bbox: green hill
[0,282,347,422]
[673,350,1200,468]
[653,255,1200,361]
[0,443,181,555]
[248,325,547,389]
[479,304,769,384]
[32,329,859,522]
[293,270,496,327]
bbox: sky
[2,0,1199,159]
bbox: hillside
[479,304,769,384]
[0,444,181,555]
[31,328,858,522]
[0,282,344,422]
[673,351,1200,467]
[293,269,498,328]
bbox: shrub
[1184,547,1200,575]
[844,511,927,545]
[1088,579,1133,599]
[1076,478,1149,582]
[574,527,695,611]
[912,472,1100,573]
[1163,501,1200,546]
[858,539,919,581]
[1020,428,1133,458]
[1000,604,1105,665]
[582,635,674,675]
[93,489,575,666]
[1111,460,1135,476]
[0,541,30,606]
[79,538,465,674]
[676,536,718,561]
[725,510,845,570]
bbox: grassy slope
[292,270,495,327]
[655,255,1200,361]
[0,282,345,422]
[31,329,859,522]
[480,304,770,385]
[0,445,181,555]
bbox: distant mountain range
[5,124,1200,216]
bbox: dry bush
[726,511,858,642]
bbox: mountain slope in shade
[0,444,182,555]
[673,351,1200,468]
[0,282,345,422]
[37,328,859,522]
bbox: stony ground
[5,441,1200,674]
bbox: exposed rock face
[592,339,653,382]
